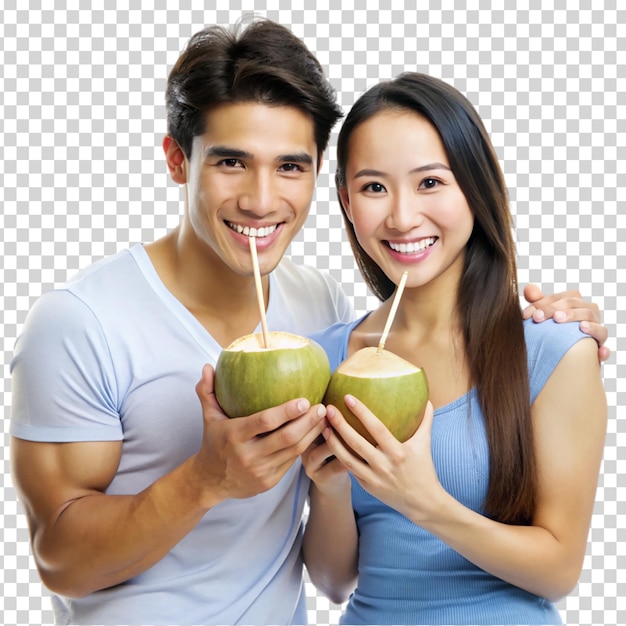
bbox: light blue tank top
[311,317,587,625]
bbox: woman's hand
[322,397,442,521]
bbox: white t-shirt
[10,244,354,625]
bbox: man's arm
[11,365,327,598]
[11,437,209,597]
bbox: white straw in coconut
[377,270,408,354]
[249,236,270,349]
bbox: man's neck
[144,229,270,347]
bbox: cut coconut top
[226,331,311,352]
[336,346,422,378]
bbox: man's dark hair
[166,18,343,161]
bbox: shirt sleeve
[324,272,357,324]
[10,289,123,442]
[525,318,591,405]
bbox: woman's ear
[338,186,354,223]
[163,136,187,184]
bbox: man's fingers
[195,364,228,422]
[522,284,548,321]
[580,321,609,350]
[522,285,602,327]
[244,398,313,438]
[196,363,215,395]
[597,344,611,363]
[549,303,601,324]
[522,283,543,304]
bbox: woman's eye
[421,178,440,189]
[364,182,386,193]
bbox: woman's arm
[301,434,359,604]
[324,337,607,601]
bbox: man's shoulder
[63,246,138,290]
[273,256,334,286]
[273,256,346,306]
[27,247,145,329]
[267,257,354,332]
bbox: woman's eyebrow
[353,162,451,179]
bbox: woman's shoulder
[524,318,593,403]
[523,317,588,358]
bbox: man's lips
[225,221,280,238]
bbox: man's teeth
[228,222,278,238]
[388,238,436,254]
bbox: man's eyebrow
[205,146,313,165]
[205,146,253,160]
[353,162,451,179]
[277,152,314,165]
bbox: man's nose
[238,171,277,216]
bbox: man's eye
[220,159,242,167]
[279,163,302,172]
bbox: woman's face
[339,109,474,292]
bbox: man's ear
[163,135,187,184]
[338,186,353,223]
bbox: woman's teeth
[388,237,436,254]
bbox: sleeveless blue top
[311,318,587,625]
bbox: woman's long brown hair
[335,73,535,525]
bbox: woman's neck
[350,274,470,409]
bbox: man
[9,18,607,626]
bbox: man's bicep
[10,437,122,529]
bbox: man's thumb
[195,364,225,418]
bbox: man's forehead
[193,102,318,161]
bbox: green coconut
[324,346,429,444]
[215,331,331,418]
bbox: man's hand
[522,284,610,362]
[193,364,327,505]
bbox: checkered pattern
[1,2,624,625]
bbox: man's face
[181,102,319,277]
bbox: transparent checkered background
[1,1,624,625]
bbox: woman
[302,73,607,625]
